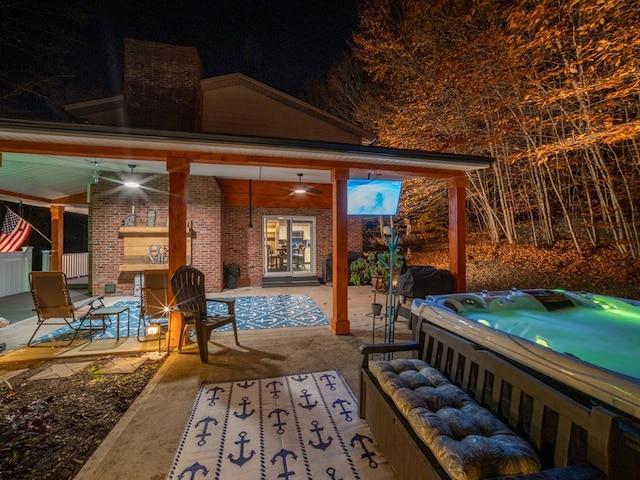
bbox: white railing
[41,251,88,279]
[63,252,88,278]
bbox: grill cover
[396,265,454,298]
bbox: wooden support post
[167,156,189,348]
[50,205,64,271]
[331,167,350,335]
[447,175,467,293]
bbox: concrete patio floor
[0,284,412,479]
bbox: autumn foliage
[324,0,640,259]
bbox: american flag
[0,209,32,252]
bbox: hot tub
[411,288,640,419]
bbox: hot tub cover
[396,265,454,299]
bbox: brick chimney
[123,38,202,132]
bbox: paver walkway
[0,354,156,385]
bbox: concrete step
[261,276,320,288]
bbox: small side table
[89,306,130,341]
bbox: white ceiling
[0,152,332,205]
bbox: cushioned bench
[370,358,540,480]
[359,318,622,480]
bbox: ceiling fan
[290,173,322,195]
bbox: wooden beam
[52,192,88,205]
[0,139,470,179]
[331,167,350,335]
[50,205,64,271]
[447,175,467,292]
[0,188,51,204]
[167,156,189,349]
[216,178,332,208]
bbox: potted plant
[349,250,404,291]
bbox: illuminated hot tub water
[412,289,640,419]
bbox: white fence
[0,249,88,298]
[0,247,33,297]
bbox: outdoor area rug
[167,370,394,480]
[32,294,329,344]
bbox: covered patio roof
[0,118,492,207]
[0,117,494,338]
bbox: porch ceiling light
[124,164,140,188]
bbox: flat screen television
[347,179,402,216]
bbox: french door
[263,216,315,276]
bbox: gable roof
[200,73,376,145]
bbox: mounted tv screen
[347,179,402,216]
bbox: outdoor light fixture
[92,161,100,185]
[146,324,160,336]
[124,164,140,188]
[291,173,321,194]
[294,173,306,194]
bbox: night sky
[87,1,360,97]
[1,1,361,260]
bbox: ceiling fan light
[293,186,306,194]
[124,164,140,188]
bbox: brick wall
[90,174,223,295]
[124,38,202,132]
[222,206,363,286]
[90,173,363,293]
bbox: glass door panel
[264,216,315,276]
[291,219,313,274]
[264,218,290,274]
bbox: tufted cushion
[369,359,541,480]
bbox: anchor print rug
[167,370,395,480]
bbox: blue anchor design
[308,420,333,451]
[233,396,255,420]
[271,448,297,480]
[268,407,289,434]
[266,380,283,399]
[326,466,343,480]
[298,389,318,410]
[350,433,378,468]
[237,380,255,389]
[332,398,353,422]
[291,374,308,382]
[177,461,208,480]
[205,386,224,406]
[320,373,337,391]
[228,431,255,466]
[194,416,218,446]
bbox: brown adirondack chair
[170,265,239,362]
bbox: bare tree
[340,0,640,258]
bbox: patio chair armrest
[76,295,105,310]
[206,297,235,315]
[171,307,199,318]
